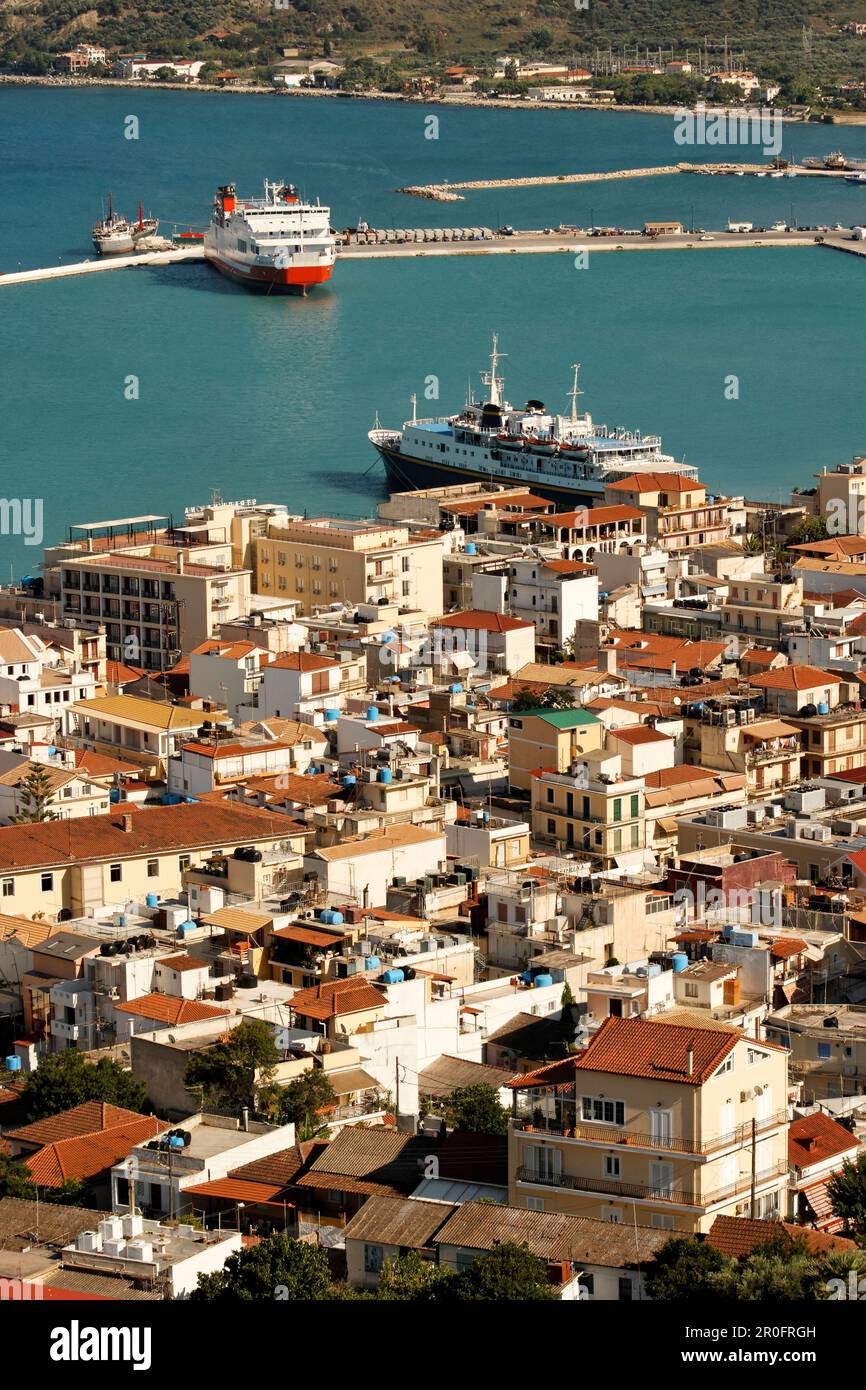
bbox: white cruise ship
[369,337,698,505]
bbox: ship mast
[410,393,417,423]
[567,362,583,423]
[481,333,506,407]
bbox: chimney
[121,813,133,833]
[176,553,185,575]
[670,660,677,682]
[686,1043,694,1077]
[241,1107,249,1132]
[600,644,617,676]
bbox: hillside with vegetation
[4,0,866,91]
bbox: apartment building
[786,704,866,780]
[255,517,444,618]
[64,694,208,773]
[531,752,645,869]
[0,628,97,724]
[473,557,599,653]
[188,639,272,719]
[688,704,802,797]
[765,1004,866,1102]
[251,649,367,721]
[431,610,536,677]
[0,800,295,919]
[60,549,252,670]
[0,752,110,823]
[720,573,804,647]
[508,707,602,794]
[508,1016,789,1233]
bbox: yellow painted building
[508,1015,788,1234]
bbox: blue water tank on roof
[533,974,553,988]
[5,1056,21,1072]
[325,709,340,722]
[451,683,463,694]
[342,774,357,787]
[146,893,158,909]
[367,705,380,722]
[671,952,689,974]
[378,767,393,783]
[466,542,477,555]
[382,967,404,984]
[364,955,381,971]
[817,702,830,715]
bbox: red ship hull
[205,252,333,294]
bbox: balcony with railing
[513,1107,788,1158]
[516,1157,788,1209]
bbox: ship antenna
[410,393,417,423]
[481,332,506,407]
[568,362,583,423]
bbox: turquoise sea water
[1,87,866,574]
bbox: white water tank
[124,1240,153,1262]
[103,1238,126,1258]
[76,1230,99,1253]
[99,1217,123,1243]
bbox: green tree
[827,1152,866,1238]
[439,1242,556,1300]
[560,982,575,1006]
[509,685,575,712]
[440,1083,510,1136]
[24,1051,147,1121]
[378,1249,451,1300]
[191,1232,333,1300]
[644,1235,729,1300]
[12,764,58,823]
[786,515,829,547]
[0,1153,36,1199]
[276,1068,335,1139]
[185,1018,278,1115]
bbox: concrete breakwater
[398,165,682,200]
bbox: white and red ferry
[203,179,336,293]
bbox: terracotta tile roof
[270,651,338,671]
[182,1178,290,1204]
[433,610,534,633]
[572,1016,740,1086]
[228,1140,322,1188]
[507,1056,582,1089]
[271,923,347,948]
[607,473,701,494]
[156,953,209,973]
[748,665,839,692]
[739,647,785,667]
[114,994,228,1025]
[289,978,385,1020]
[542,559,597,575]
[549,504,644,528]
[768,937,808,961]
[0,800,295,873]
[7,1102,148,1148]
[788,1111,859,1170]
[608,725,673,745]
[706,1213,857,1258]
[25,1115,168,1186]
[73,749,140,777]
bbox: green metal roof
[520,708,600,729]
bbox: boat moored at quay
[369,337,698,505]
[203,179,336,293]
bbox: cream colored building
[688,708,802,797]
[508,1016,789,1233]
[508,708,603,794]
[255,517,444,618]
[63,694,210,774]
[532,752,644,869]
[720,573,804,646]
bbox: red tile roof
[573,1016,739,1086]
[549,504,645,528]
[607,473,702,494]
[433,610,534,633]
[289,978,385,1020]
[706,1213,856,1258]
[788,1111,859,1171]
[25,1115,168,1186]
[114,993,228,1025]
[7,1101,147,1147]
[749,665,839,692]
[0,800,295,873]
[270,651,338,671]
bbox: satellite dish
[673,696,682,705]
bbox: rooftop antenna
[567,362,584,423]
[481,333,506,408]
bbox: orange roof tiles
[573,1015,739,1086]
[433,610,534,633]
[7,1101,148,1147]
[607,473,701,494]
[706,1213,856,1258]
[270,651,338,671]
[25,1115,168,1187]
[549,504,644,528]
[749,665,839,691]
[788,1111,859,1171]
[289,978,385,1020]
[114,993,228,1025]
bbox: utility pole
[749,1117,757,1217]
[395,1055,401,1119]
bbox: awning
[741,720,800,740]
[448,648,476,672]
[656,816,680,836]
[201,907,271,934]
[183,1178,292,1204]
[802,1182,834,1221]
[328,1066,380,1096]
